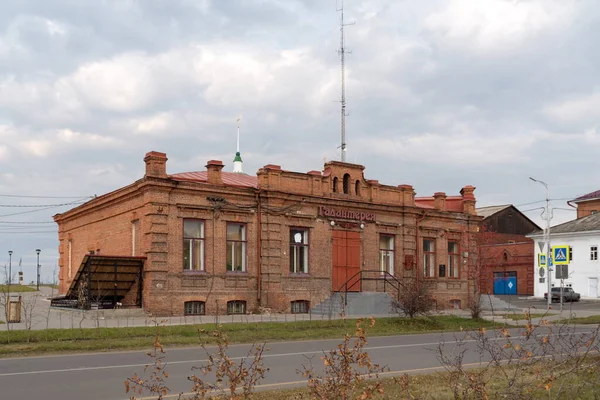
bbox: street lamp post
[36,249,41,291]
[7,250,12,286]
[530,177,552,311]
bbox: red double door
[332,230,361,292]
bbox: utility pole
[337,0,354,162]
[530,177,552,310]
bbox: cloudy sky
[1,0,599,282]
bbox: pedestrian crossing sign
[538,254,546,267]
[552,245,570,265]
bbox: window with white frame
[227,300,246,315]
[290,228,309,273]
[591,246,598,261]
[227,223,246,272]
[132,220,139,256]
[423,239,436,278]
[448,241,460,278]
[291,300,310,314]
[184,301,205,315]
[379,235,394,275]
[183,220,204,271]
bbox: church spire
[233,115,243,173]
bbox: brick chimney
[460,185,476,215]
[144,151,168,178]
[433,192,447,211]
[206,160,224,185]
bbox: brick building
[476,205,540,296]
[53,151,481,316]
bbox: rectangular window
[227,300,246,315]
[423,239,436,278]
[448,242,460,278]
[569,246,573,262]
[290,228,309,273]
[183,220,205,271]
[227,223,246,272]
[591,246,598,261]
[379,234,394,275]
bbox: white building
[529,213,600,299]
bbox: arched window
[343,174,350,194]
[227,300,246,315]
[332,177,339,192]
[184,301,205,316]
[355,180,360,196]
[291,300,310,314]
[503,252,508,262]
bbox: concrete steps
[310,292,395,316]
[480,294,522,312]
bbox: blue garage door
[493,271,517,295]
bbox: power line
[0,221,54,224]
[0,194,94,199]
[0,231,56,234]
[0,201,89,208]
[0,204,83,218]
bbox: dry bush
[436,312,600,399]
[125,322,268,400]
[187,326,269,399]
[297,317,388,400]
[390,279,435,318]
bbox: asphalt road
[0,328,596,400]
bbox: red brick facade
[54,151,481,316]
[478,233,535,296]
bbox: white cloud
[544,91,600,123]
[356,130,543,165]
[20,139,53,157]
[425,0,575,51]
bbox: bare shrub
[436,313,600,399]
[125,320,171,400]
[298,317,388,400]
[125,322,268,400]
[390,279,435,318]
[188,326,269,399]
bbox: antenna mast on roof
[337,0,354,163]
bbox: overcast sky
[1,0,599,282]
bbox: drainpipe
[415,210,427,282]
[256,190,262,303]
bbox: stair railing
[336,269,405,306]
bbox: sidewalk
[1,288,596,332]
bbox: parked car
[544,287,581,302]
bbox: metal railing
[336,269,405,305]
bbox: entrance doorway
[332,230,361,292]
[493,271,517,295]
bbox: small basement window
[227,300,246,315]
[184,301,205,316]
[291,300,310,314]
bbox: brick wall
[54,151,481,316]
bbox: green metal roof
[233,151,243,162]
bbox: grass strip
[0,285,37,293]
[493,313,548,321]
[0,316,498,357]
[563,315,600,324]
